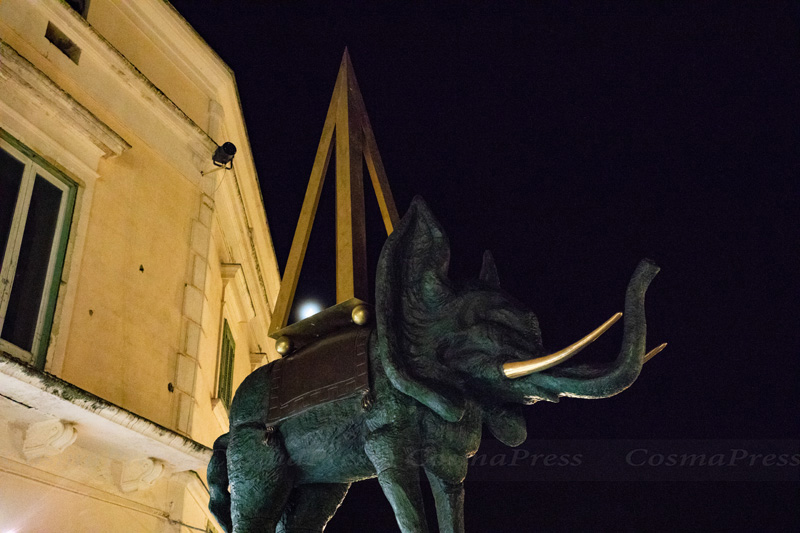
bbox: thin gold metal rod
[268,68,341,335]
[502,312,623,379]
[270,49,401,334]
[362,119,400,234]
[643,342,667,364]
[343,50,399,235]
[335,50,368,303]
[358,112,399,235]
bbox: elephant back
[264,325,371,425]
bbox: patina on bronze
[208,198,665,533]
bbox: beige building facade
[0,1,281,530]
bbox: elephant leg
[365,429,429,533]
[277,483,351,533]
[228,424,293,532]
[424,470,465,533]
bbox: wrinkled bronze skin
[209,197,660,533]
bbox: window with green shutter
[0,131,76,369]
[218,319,235,409]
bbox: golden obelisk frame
[269,50,399,353]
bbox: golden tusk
[502,312,623,379]
[643,342,667,364]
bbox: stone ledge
[0,352,211,472]
[0,40,130,158]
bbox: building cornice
[32,0,217,173]
[0,40,129,158]
[120,1,232,97]
[0,353,212,472]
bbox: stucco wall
[60,142,197,429]
[0,1,280,530]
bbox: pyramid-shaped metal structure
[269,50,399,350]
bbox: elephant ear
[375,196,465,422]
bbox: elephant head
[374,196,663,442]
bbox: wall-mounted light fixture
[213,142,236,168]
[202,142,237,175]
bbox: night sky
[171,2,798,530]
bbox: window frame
[0,131,76,368]
[217,319,236,410]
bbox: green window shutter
[218,320,235,409]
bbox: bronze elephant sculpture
[208,197,663,532]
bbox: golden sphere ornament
[351,305,370,326]
[275,336,292,355]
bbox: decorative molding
[20,0,216,181]
[220,263,242,285]
[174,196,216,435]
[207,99,225,143]
[210,398,229,432]
[0,352,211,471]
[0,41,130,158]
[22,418,77,460]
[36,0,214,143]
[221,263,256,324]
[119,457,166,493]
[0,455,171,520]
[0,39,129,179]
[116,0,231,98]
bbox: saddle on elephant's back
[266,326,371,425]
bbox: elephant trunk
[504,259,660,402]
[547,259,659,399]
